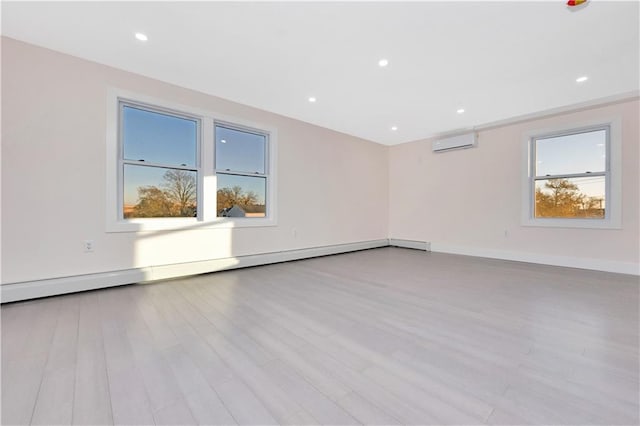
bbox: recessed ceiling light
[378,59,389,67]
[391,126,398,131]
[135,32,148,42]
[308,96,317,103]
[576,76,588,83]
[457,108,465,114]
[220,139,227,144]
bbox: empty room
[1,1,638,425]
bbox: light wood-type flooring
[2,247,638,425]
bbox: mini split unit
[432,132,477,152]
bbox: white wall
[1,37,389,284]
[389,99,640,274]
[2,37,638,292]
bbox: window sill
[521,217,621,230]
[106,217,277,233]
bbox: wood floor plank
[511,363,639,425]
[260,358,357,425]
[73,293,113,426]
[203,331,310,425]
[294,343,441,425]
[152,397,197,426]
[2,298,61,425]
[135,354,184,413]
[1,301,43,366]
[361,365,482,424]
[183,387,238,426]
[336,391,401,425]
[106,365,155,426]
[214,377,279,425]
[31,366,75,425]
[1,354,49,425]
[98,289,156,425]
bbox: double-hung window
[215,124,269,218]
[523,119,621,229]
[108,91,276,232]
[121,103,200,219]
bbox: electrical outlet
[84,240,94,253]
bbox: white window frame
[521,117,622,229]
[118,100,202,223]
[106,88,277,232]
[214,121,271,220]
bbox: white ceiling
[2,1,638,145]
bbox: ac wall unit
[432,132,477,152]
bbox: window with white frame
[215,124,269,218]
[109,93,276,231]
[523,119,621,229]
[120,102,200,219]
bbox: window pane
[217,174,266,218]
[123,105,197,167]
[124,164,197,218]
[534,176,605,219]
[535,129,606,176]
[215,125,266,174]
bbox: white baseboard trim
[430,243,640,276]
[388,238,431,251]
[1,239,388,303]
[4,238,636,303]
